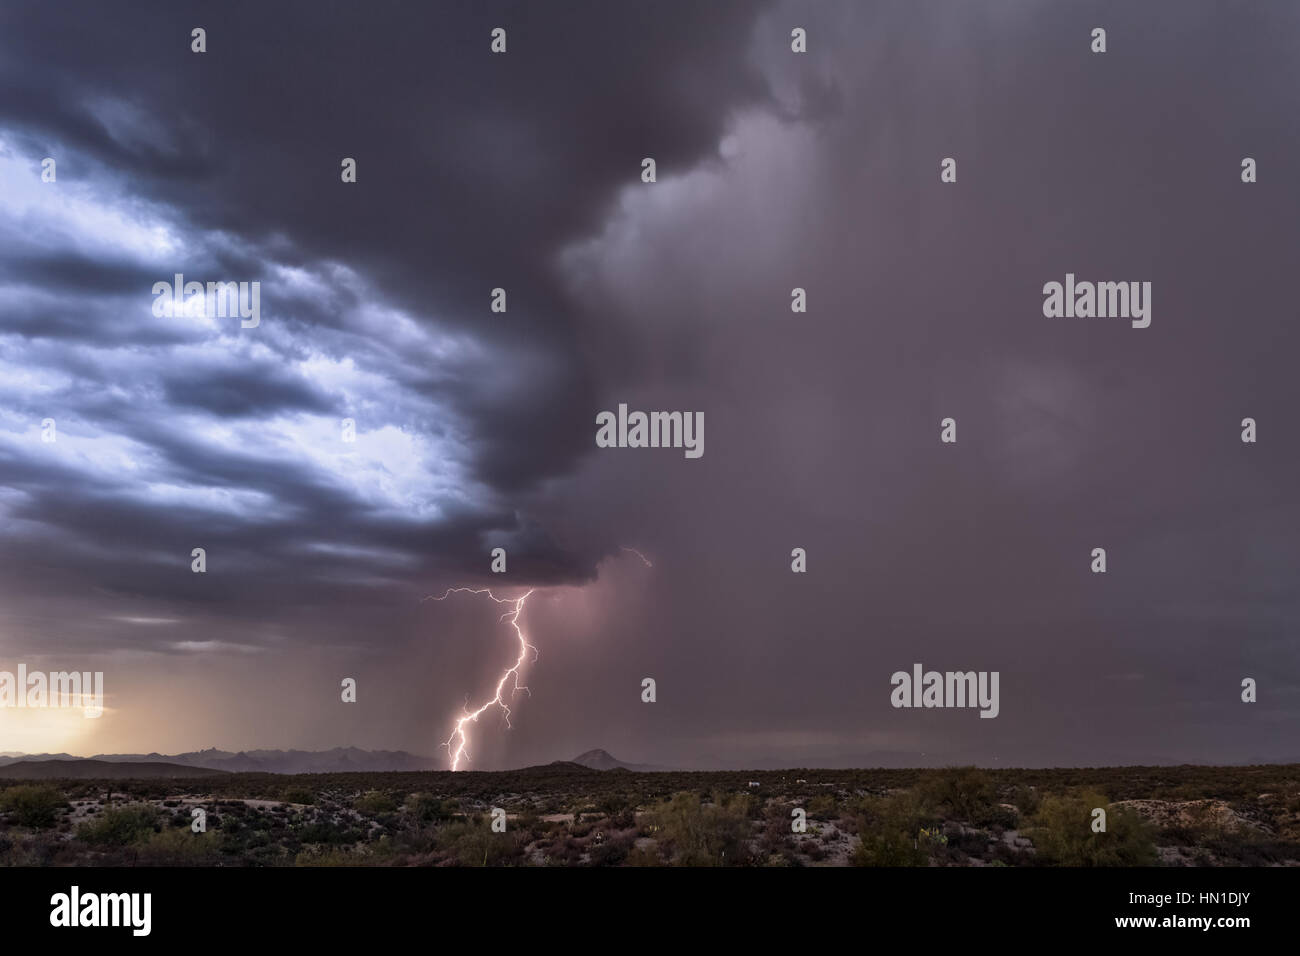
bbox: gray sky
[0,0,1297,768]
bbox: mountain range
[0,759,229,780]
[0,747,437,774]
[0,747,665,775]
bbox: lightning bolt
[423,549,649,771]
[422,587,536,771]
[620,546,653,567]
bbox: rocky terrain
[2,761,1297,867]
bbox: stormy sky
[0,0,1297,768]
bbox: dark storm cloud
[515,0,1300,769]
[160,362,332,417]
[0,0,774,502]
[0,0,778,632]
[0,252,159,296]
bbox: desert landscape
[2,753,1297,867]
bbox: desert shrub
[648,792,752,866]
[78,805,159,846]
[589,835,633,866]
[710,788,760,819]
[596,792,629,816]
[354,791,397,814]
[919,767,997,824]
[136,827,223,865]
[295,846,367,866]
[607,808,636,829]
[857,791,937,832]
[409,794,459,822]
[596,793,637,828]
[281,787,315,805]
[295,821,362,844]
[1205,833,1293,867]
[807,794,837,820]
[758,803,798,858]
[624,844,663,866]
[0,785,66,829]
[852,827,927,866]
[0,831,61,865]
[434,821,523,866]
[1008,784,1041,817]
[983,803,1020,830]
[851,792,933,867]
[1027,792,1158,866]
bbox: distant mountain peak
[571,749,664,772]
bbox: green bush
[919,767,997,824]
[295,847,354,866]
[853,828,927,866]
[0,785,66,828]
[354,791,397,814]
[1008,784,1041,817]
[807,794,837,820]
[852,792,933,867]
[647,792,751,866]
[296,821,361,845]
[137,827,224,865]
[435,820,523,866]
[78,805,159,846]
[409,794,459,822]
[1027,792,1158,866]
